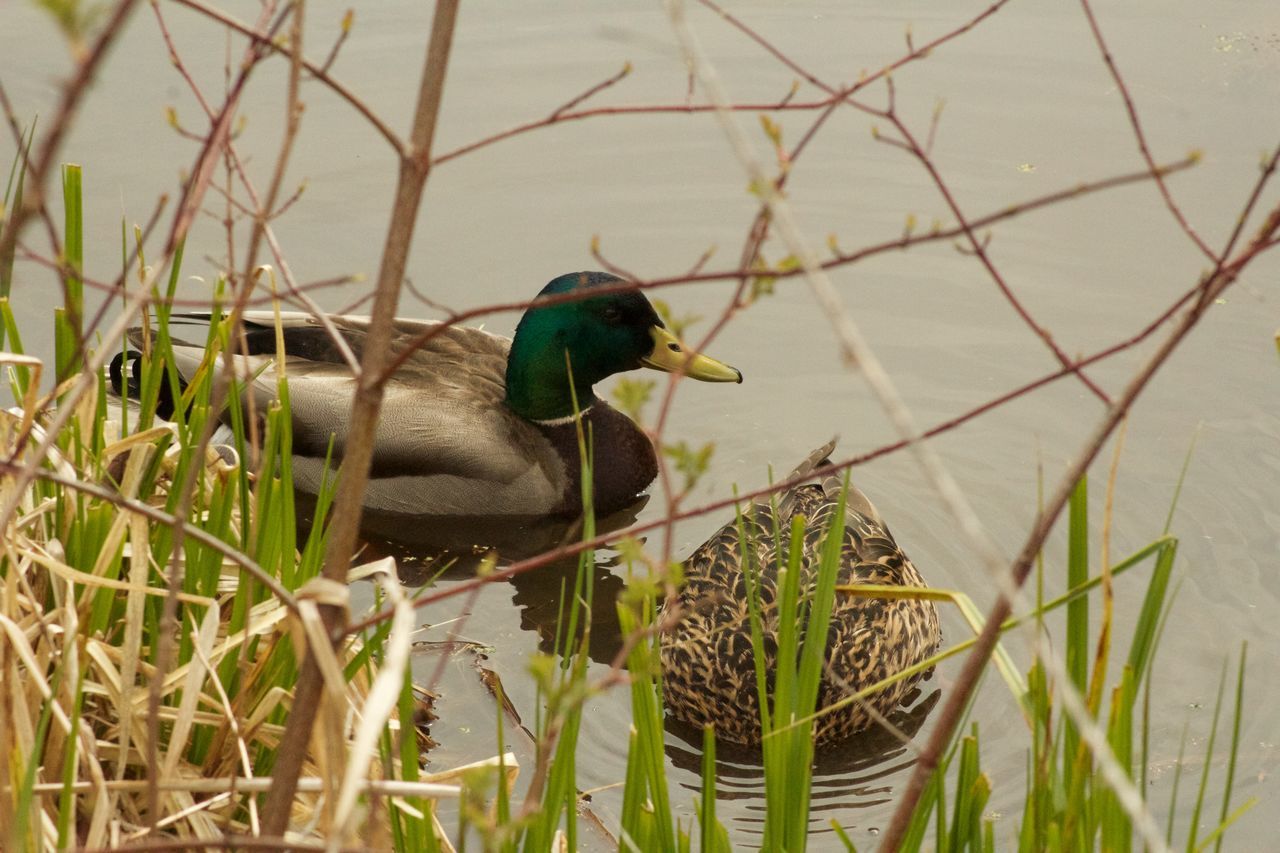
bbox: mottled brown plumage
[660,440,941,745]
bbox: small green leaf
[651,299,703,339]
[612,377,655,421]
[759,114,783,147]
[663,440,715,491]
[751,275,776,301]
[526,652,557,691]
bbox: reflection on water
[665,688,941,838]
[347,495,649,565]
[372,531,632,666]
[349,501,644,665]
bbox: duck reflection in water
[664,686,941,836]
[344,495,643,667]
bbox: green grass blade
[1167,719,1190,844]
[1,120,38,299]
[1186,658,1230,852]
[1126,540,1176,687]
[55,668,88,850]
[1195,798,1259,853]
[831,819,858,851]
[1063,475,1089,782]
[1163,427,1200,535]
[1213,643,1246,853]
[617,595,675,851]
[900,765,941,852]
[56,163,85,385]
[698,725,729,853]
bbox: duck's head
[505,271,742,422]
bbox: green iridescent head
[504,271,741,422]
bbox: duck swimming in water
[660,440,941,745]
[123,271,741,518]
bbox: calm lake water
[4,0,1279,848]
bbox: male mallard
[131,271,741,518]
[660,440,941,745]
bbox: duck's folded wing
[158,315,566,515]
[163,338,560,507]
[286,372,566,515]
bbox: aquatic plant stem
[258,0,460,834]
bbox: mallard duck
[124,271,741,518]
[660,439,941,745]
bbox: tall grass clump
[0,163,1256,851]
[0,172,490,847]
[612,481,862,852]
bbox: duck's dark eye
[600,306,623,323]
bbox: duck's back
[164,313,572,516]
[660,442,941,745]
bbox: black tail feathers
[108,350,182,420]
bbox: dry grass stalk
[0,374,513,849]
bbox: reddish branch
[550,61,632,119]
[171,0,403,154]
[431,96,843,167]
[870,85,1112,403]
[701,0,1013,99]
[700,0,1111,403]
[378,150,1197,390]
[1078,0,1218,263]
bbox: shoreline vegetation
[0,272,1254,849]
[3,0,1277,849]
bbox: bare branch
[1078,0,1218,262]
[170,0,405,156]
[259,0,462,833]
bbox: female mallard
[660,440,941,745]
[141,271,741,518]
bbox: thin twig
[171,0,405,155]
[550,62,632,120]
[1078,0,1218,263]
[259,0,461,834]
[0,0,142,270]
[318,9,353,75]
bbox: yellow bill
[640,326,742,383]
